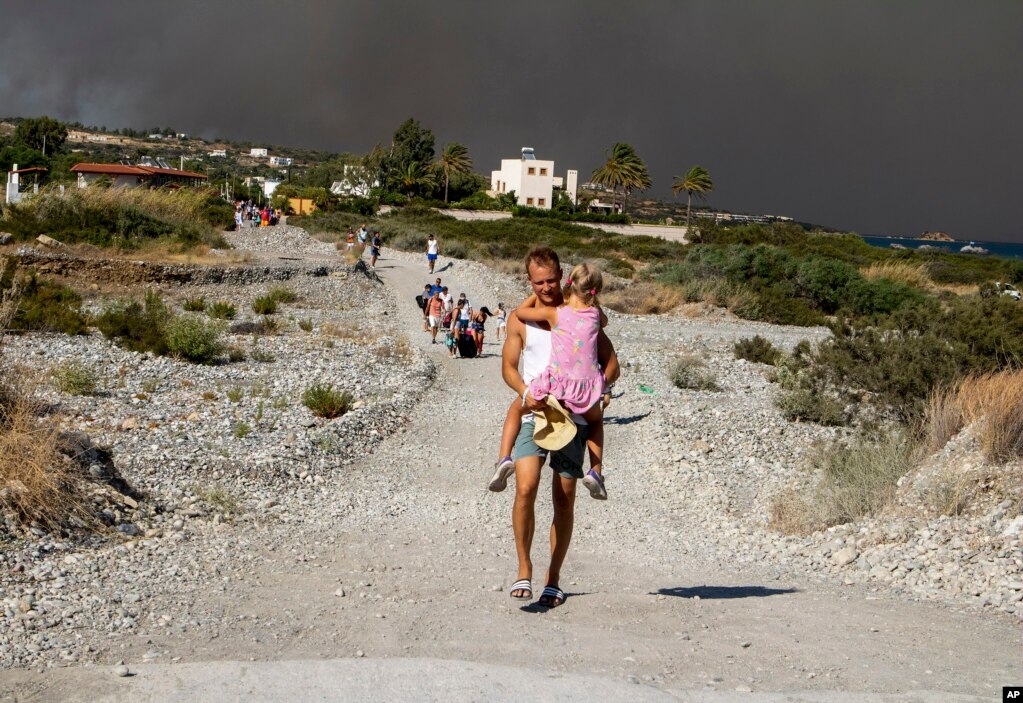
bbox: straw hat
[533,396,577,451]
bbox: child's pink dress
[529,305,604,414]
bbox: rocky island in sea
[919,230,955,242]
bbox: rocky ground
[0,226,1019,700]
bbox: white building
[262,179,281,199]
[490,148,577,209]
[208,149,227,157]
[269,156,293,167]
[250,148,268,158]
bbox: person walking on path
[369,231,382,268]
[495,302,508,342]
[426,234,439,273]
[493,247,619,608]
[426,289,445,344]
[417,283,432,332]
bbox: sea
[860,236,1023,260]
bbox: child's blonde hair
[565,262,603,305]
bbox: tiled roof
[70,163,207,180]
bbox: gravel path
[1,231,1019,700]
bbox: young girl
[489,263,609,500]
[494,302,508,341]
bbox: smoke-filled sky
[2,1,1021,241]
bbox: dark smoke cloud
[2,0,1021,240]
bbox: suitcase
[456,333,478,358]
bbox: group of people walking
[234,200,280,229]
[416,277,507,359]
[344,223,383,267]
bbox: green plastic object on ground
[637,384,656,395]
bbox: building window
[528,167,536,175]
[526,197,534,205]
[540,168,548,176]
[538,198,546,207]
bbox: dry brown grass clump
[602,281,682,314]
[0,372,95,532]
[322,321,380,343]
[860,261,933,290]
[925,370,1023,462]
[769,431,914,534]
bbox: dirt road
[2,250,1018,702]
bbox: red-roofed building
[70,163,208,189]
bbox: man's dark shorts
[511,420,590,479]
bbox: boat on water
[960,241,990,254]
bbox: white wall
[76,173,141,189]
[490,158,556,208]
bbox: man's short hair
[442,286,448,292]
[524,247,561,277]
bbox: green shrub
[669,355,721,392]
[734,335,781,365]
[165,314,225,364]
[298,318,313,332]
[268,287,298,304]
[0,186,231,248]
[233,421,252,439]
[775,386,847,426]
[94,289,170,355]
[252,295,278,315]
[1,259,89,335]
[208,301,237,320]
[227,387,243,403]
[250,347,275,363]
[302,383,353,419]
[183,296,207,312]
[226,345,246,362]
[51,361,98,396]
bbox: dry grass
[860,261,933,290]
[924,370,1023,462]
[769,431,915,534]
[322,322,380,343]
[602,281,682,314]
[0,371,95,532]
[335,242,367,265]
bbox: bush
[94,289,170,355]
[51,361,98,396]
[668,355,720,391]
[1,185,231,248]
[183,296,207,312]
[734,335,781,365]
[268,287,298,304]
[769,431,914,534]
[298,318,314,332]
[302,383,353,419]
[775,386,847,426]
[1,259,89,336]
[165,314,225,364]
[252,295,278,315]
[207,301,237,320]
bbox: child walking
[489,263,609,499]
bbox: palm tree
[397,161,437,202]
[436,143,473,204]
[672,165,714,232]
[591,142,650,213]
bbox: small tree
[436,142,472,204]
[672,165,714,232]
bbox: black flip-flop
[538,585,565,608]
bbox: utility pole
[42,134,46,157]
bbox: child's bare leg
[499,397,530,460]
[582,404,604,476]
